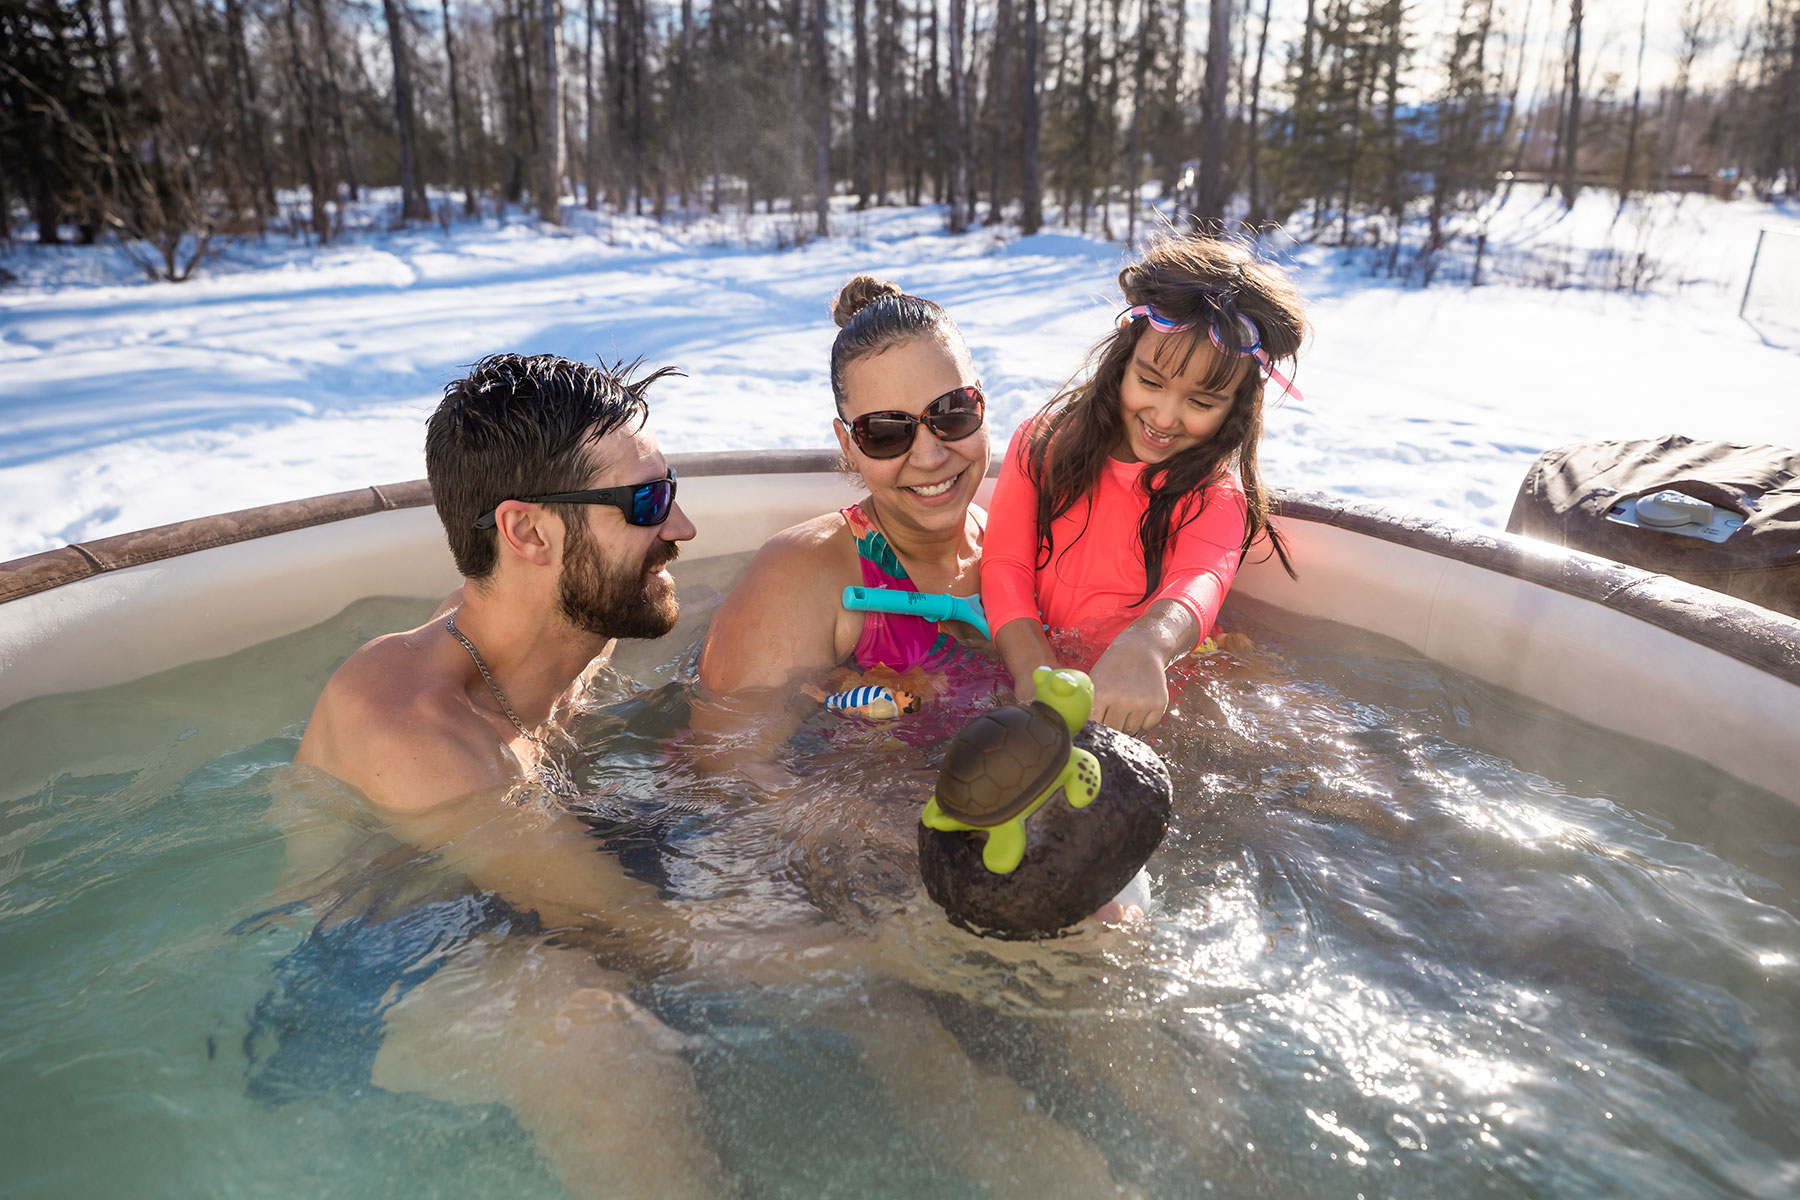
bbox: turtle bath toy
[918,666,1173,939]
[921,666,1103,873]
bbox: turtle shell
[933,699,1071,827]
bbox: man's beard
[557,519,681,640]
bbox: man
[297,352,696,814]
[285,354,727,1197]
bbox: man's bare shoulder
[313,623,447,718]
[298,623,513,813]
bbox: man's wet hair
[426,353,679,580]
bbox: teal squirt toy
[920,666,1103,874]
[841,586,991,639]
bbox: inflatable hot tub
[2,449,1797,804]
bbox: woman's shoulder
[698,508,859,695]
[744,508,856,577]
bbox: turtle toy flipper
[919,668,1173,937]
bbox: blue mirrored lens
[632,479,674,525]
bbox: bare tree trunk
[1021,0,1042,231]
[675,0,692,208]
[1163,0,1187,215]
[1496,0,1537,198]
[307,0,358,201]
[585,0,599,209]
[1300,0,1319,225]
[1770,6,1800,193]
[1661,1,1715,183]
[443,0,477,217]
[85,0,122,87]
[876,0,897,203]
[502,0,529,203]
[614,0,644,214]
[122,0,154,83]
[814,0,831,235]
[1561,0,1584,207]
[947,0,969,230]
[32,172,62,245]
[1617,0,1649,210]
[987,0,1014,222]
[927,0,943,204]
[517,0,543,189]
[223,0,274,224]
[907,6,923,205]
[382,0,430,220]
[1380,0,1402,266]
[284,0,330,237]
[1341,18,1366,247]
[607,0,628,210]
[1076,0,1097,232]
[854,0,872,206]
[539,0,563,222]
[1126,0,1150,244]
[1101,0,1123,241]
[632,0,646,216]
[791,0,807,214]
[1246,0,1272,227]
[1195,0,1233,230]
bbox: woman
[693,275,990,753]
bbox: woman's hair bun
[831,274,905,328]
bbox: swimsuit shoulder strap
[840,502,913,586]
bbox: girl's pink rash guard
[982,418,1250,648]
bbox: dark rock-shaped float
[918,668,1173,939]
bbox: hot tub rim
[1,448,1796,690]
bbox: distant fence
[1499,170,1736,199]
[1740,228,1800,336]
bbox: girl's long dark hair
[1023,235,1307,604]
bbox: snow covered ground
[2,186,1796,564]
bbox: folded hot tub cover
[1507,434,1800,620]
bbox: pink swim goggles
[1120,303,1305,404]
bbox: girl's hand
[1089,636,1171,734]
[993,617,1059,705]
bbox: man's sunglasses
[472,469,678,530]
[842,385,985,460]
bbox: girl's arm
[1090,482,1249,733]
[992,617,1059,704]
[981,421,1061,699]
[1088,600,1198,732]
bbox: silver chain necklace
[446,608,540,744]
[445,609,578,799]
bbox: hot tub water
[1,591,1796,1199]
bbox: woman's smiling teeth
[906,476,959,497]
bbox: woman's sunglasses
[842,385,986,460]
[472,469,678,529]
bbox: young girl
[982,235,1307,734]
